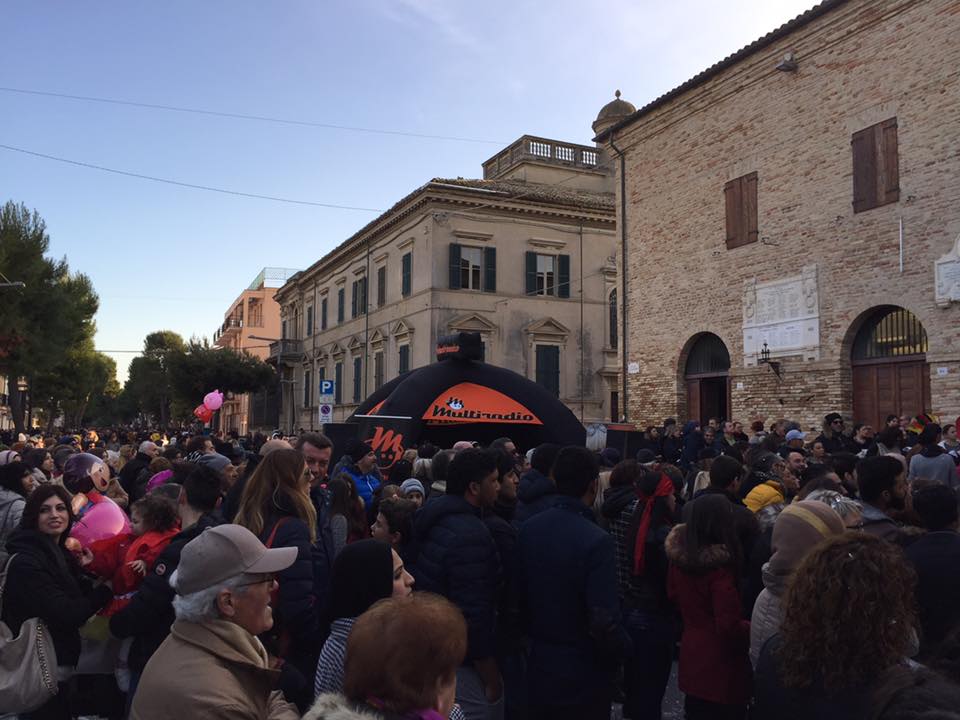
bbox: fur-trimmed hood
[303,694,385,720]
[664,523,732,571]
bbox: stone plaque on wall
[935,235,960,307]
[743,264,821,365]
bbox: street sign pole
[318,379,335,427]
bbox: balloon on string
[70,497,131,547]
[193,404,214,423]
[203,390,224,411]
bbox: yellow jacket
[744,480,785,513]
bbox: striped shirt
[314,617,355,697]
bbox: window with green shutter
[374,351,384,389]
[401,252,412,297]
[483,247,496,293]
[377,266,386,307]
[353,356,362,402]
[526,252,570,297]
[337,288,345,323]
[335,362,342,404]
[535,345,560,396]
[321,298,328,331]
[398,345,410,374]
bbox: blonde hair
[235,449,316,542]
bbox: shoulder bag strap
[264,517,289,548]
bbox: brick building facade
[596,0,960,431]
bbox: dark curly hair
[777,533,916,692]
[130,494,178,533]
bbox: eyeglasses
[236,574,276,589]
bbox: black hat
[347,438,374,459]
[635,449,657,465]
[824,412,843,425]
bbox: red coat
[665,524,752,706]
[88,526,179,615]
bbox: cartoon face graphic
[89,461,110,492]
[447,397,464,410]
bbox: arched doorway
[684,333,731,426]
[851,306,930,428]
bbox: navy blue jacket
[517,496,632,706]
[515,469,559,525]
[412,494,500,661]
[110,513,220,672]
[905,530,960,657]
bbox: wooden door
[686,379,701,427]
[852,361,930,427]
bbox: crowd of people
[1,410,960,720]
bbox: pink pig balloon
[70,495,131,547]
[203,390,224,411]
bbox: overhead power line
[0,86,505,145]
[0,143,383,212]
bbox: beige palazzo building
[269,135,621,432]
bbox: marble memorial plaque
[935,235,960,306]
[743,264,821,365]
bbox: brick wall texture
[610,0,960,431]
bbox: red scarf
[633,473,674,575]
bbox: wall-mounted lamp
[776,51,798,72]
[758,342,783,380]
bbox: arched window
[684,333,731,377]
[609,289,618,350]
[852,306,927,362]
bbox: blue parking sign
[319,379,335,398]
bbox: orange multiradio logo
[422,383,542,425]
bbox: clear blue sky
[1,0,815,382]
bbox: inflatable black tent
[346,333,585,467]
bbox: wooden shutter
[557,254,570,298]
[449,243,462,289]
[852,125,878,213]
[724,178,742,247]
[399,345,409,374]
[744,172,759,245]
[880,118,900,205]
[483,247,496,293]
[377,266,386,306]
[337,289,344,323]
[321,299,327,330]
[351,281,358,317]
[525,252,538,295]
[360,277,367,315]
[401,253,412,297]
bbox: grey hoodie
[0,486,25,547]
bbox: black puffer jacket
[2,529,112,666]
[412,494,500,660]
[515,469,559,525]
[259,505,322,675]
[109,513,220,672]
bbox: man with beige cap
[131,524,300,719]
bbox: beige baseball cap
[173,524,297,595]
